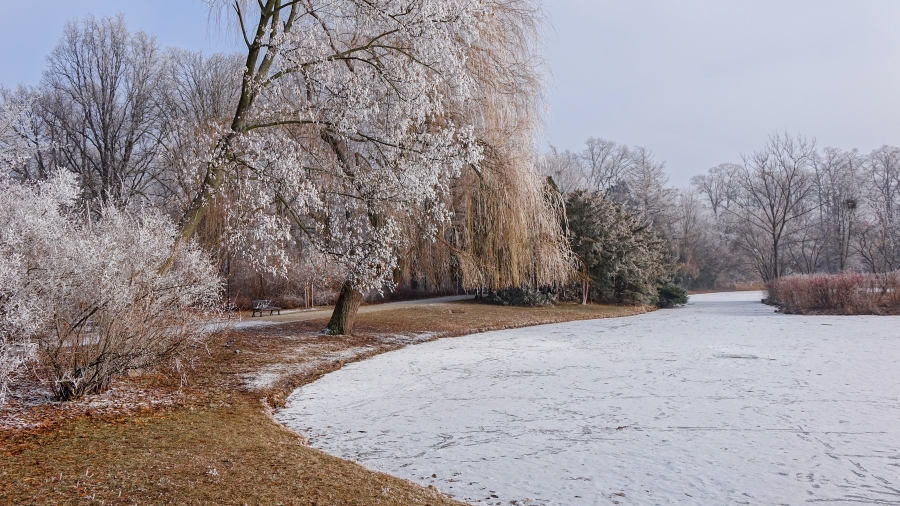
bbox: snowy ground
[276,292,900,505]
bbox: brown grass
[0,399,458,505]
[766,271,900,315]
[1,300,648,504]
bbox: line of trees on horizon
[542,133,900,288]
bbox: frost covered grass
[0,299,643,504]
[766,270,900,314]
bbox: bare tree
[0,86,54,182]
[731,133,817,281]
[622,146,677,233]
[539,147,584,195]
[581,137,632,196]
[40,15,167,206]
[690,163,740,218]
[669,188,736,288]
[858,145,900,272]
[811,147,863,272]
[157,49,243,216]
[785,208,827,274]
[542,139,675,233]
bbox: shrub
[0,172,221,402]
[657,282,688,308]
[482,287,556,307]
[765,271,900,315]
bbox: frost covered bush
[766,271,900,315]
[0,172,220,402]
[0,173,76,403]
[0,255,37,405]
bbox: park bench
[251,299,281,317]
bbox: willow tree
[397,1,575,294]
[174,0,561,334]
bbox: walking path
[276,291,900,505]
[228,295,474,329]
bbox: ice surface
[276,292,900,505]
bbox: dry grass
[1,300,648,504]
[766,271,900,315]
[0,398,456,505]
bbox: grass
[1,299,648,505]
[1,399,455,505]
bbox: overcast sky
[2,1,899,185]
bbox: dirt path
[228,295,476,329]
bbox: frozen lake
[276,292,900,505]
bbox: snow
[275,292,900,505]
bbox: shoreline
[1,299,651,504]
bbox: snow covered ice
[276,292,900,505]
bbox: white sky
[3,1,900,186]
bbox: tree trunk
[326,281,363,335]
[772,237,780,280]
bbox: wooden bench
[251,300,282,317]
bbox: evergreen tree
[566,190,683,306]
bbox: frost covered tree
[668,188,738,289]
[539,147,585,196]
[690,163,740,219]
[540,139,675,233]
[2,20,243,213]
[857,145,900,273]
[166,0,554,335]
[539,138,634,198]
[622,146,677,233]
[581,137,633,197]
[809,148,866,272]
[158,50,243,198]
[0,99,40,404]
